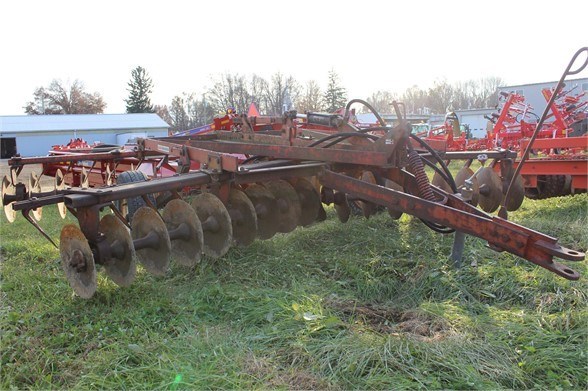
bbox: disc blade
[81,167,89,189]
[454,167,479,206]
[29,172,43,221]
[106,165,113,186]
[162,199,203,266]
[385,179,403,220]
[226,188,257,247]
[60,225,97,299]
[334,191,350,223]
[432,172,453,193]
[359,171,377,218]
[291,178,321,226]
[2,175,16,223]
[244,184,279,240]
[506,173,525,212]
[264,180,301,233]
[55,169,67,219]
[131,206,171,276]
[100,214,136,287]
[191,193,232,258]
[477,167,503,213]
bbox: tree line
[24,67,503,132]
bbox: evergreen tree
[323,69,347,113]
[125,66,154,113]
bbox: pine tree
[125,66,154,113]
[323,70,347,113]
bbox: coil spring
[408,150,436,202]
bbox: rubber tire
[116,170,155,222]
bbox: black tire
[115,171,155,222]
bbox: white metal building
[454,108,495,139]
[0,114,170,158]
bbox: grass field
[1,193,587,390]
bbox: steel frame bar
[319,169,582,279]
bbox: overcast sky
[1,0,587,115]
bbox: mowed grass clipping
[1,193,586,389]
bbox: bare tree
[154,104,172,126]
[207,73,252,114]
[24,79,106,114]
[296,80,324,113]
[365,90,397,114]
[427,79,455,113]
[263,73,300,115]
[401,85,429,114]
[249,74,269,114]
[185,93,215,128]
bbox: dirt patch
[326,299,450,340]
[243,352,330,390]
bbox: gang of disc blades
[100,214,136,287]
[60,224,97,299]
[162,199,203,266]
[131,206,171,276]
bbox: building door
[1,137,17,158]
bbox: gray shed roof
[0,113,169,133]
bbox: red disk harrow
[2,48,587,299]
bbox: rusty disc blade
[60,224,97,299]
[55,169,67,219]
[477,167,503,213]
[334,191,350,223]
[191,192,232,258]
[100,214,136,287]
[227,188,257,247]
[359,171,378,218]
[162,199,203,266]
[454,167,479,206]
[81,167,89,189]
[385,179,403,220]
[502,166,525,212]
[131,206,171,276]
[29,172,43,221]
[316,203,327,222]
[106,165,113,186]
[432,172,453,193]
[264,180,301,233]
[244,183,279,240]
[2,175,16,223]
[291,178,321,226]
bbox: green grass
[1,194,587,390]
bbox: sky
[1,0,587,115]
